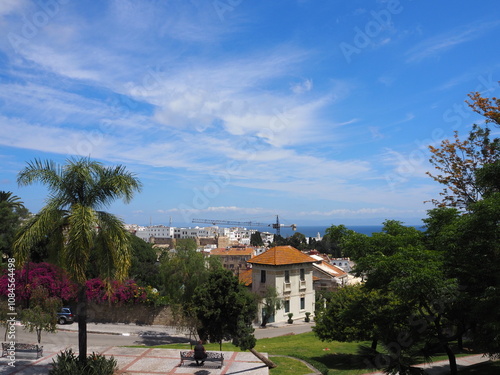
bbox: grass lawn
[133,332,496,375]
[136,332,376,374]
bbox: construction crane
[192,215,297,236]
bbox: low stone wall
[86,302,174,326]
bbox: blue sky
[1,0,499,228]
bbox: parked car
[57,307,75,324]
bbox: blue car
[57,307,75,324]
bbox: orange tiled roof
[313,260,348,277]
[211,247,254,256]
[247,246,316,266]
[238,268,253,286]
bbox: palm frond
[0,191,25,209]
[17,159,62,193]
[90,164,142,209]
[65,204,96,283]
[94,211,132,281]
[13,205,66,265]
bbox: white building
[330,257,354,272]
[135,225,175,242]
[247,246,316,325]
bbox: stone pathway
[0,346,269,375]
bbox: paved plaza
[0,345,270,375]
[0,322,494,374]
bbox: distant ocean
[250,225,424,238]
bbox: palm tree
[13,157,142,361]
[0,191,25,210]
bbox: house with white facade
[310,255,348,290]
[330,257,355,272]
[134,225,175,242]
[247,246,316,325]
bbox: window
[284,300,290,313]
[260,270,266,283]
[300,297,305,310]
[300,268,305,281]
[284,270,290,283]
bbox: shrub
[287,313,294,324]
[49,349,117,375]
[86,278,147,305]
[0,262,77,302]
[305,312,311,322]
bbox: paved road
[12,321,315,349]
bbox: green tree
[13,157,141,362]
[20,286,62,344]
[128,235,160,288]
[159,238,217,305]
[250,231,264,246]
[192,267,276,367]
[439,194,500,358]
[288,232,307,250]
[0,191,29,258]
[323,224,356,257]
[259,286,282,328]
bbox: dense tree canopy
[0,191,29,258]
[192,267,257,348]
[315,92,500,374]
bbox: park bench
[180,350,224,368]
[2,342,43,359]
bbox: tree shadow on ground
[132,335,192,346]
[312,352,375,372]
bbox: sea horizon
[152,223,425,238]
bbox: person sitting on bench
[194,340,208,366]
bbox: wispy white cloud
[406,20,500,63]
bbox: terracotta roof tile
[238,269,253,286]
[313,260,348,277]
[247,246,316,266]
[211,248,254,256]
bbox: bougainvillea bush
[0,262,77,302]
[0,262,156,306]
[85,278,147,305]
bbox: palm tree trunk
[445,344,457,375]
[77,285,88,362]
[249,348,277,368]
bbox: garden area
[137,331,500,375]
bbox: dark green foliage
[192,268,257,350]
[49,349,117,375]
[159,239,220,305]
[292,354,330,375]
[323,225,356,257]
[288,232,307,250]
[0,191,29,259]
[128,235,160,287]
[250,231,264,246]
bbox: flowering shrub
[0,262,161,306]
[85,278,147,305]
[0,262,77,302]
[144,285,169,306]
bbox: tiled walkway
[0,346,269,375]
